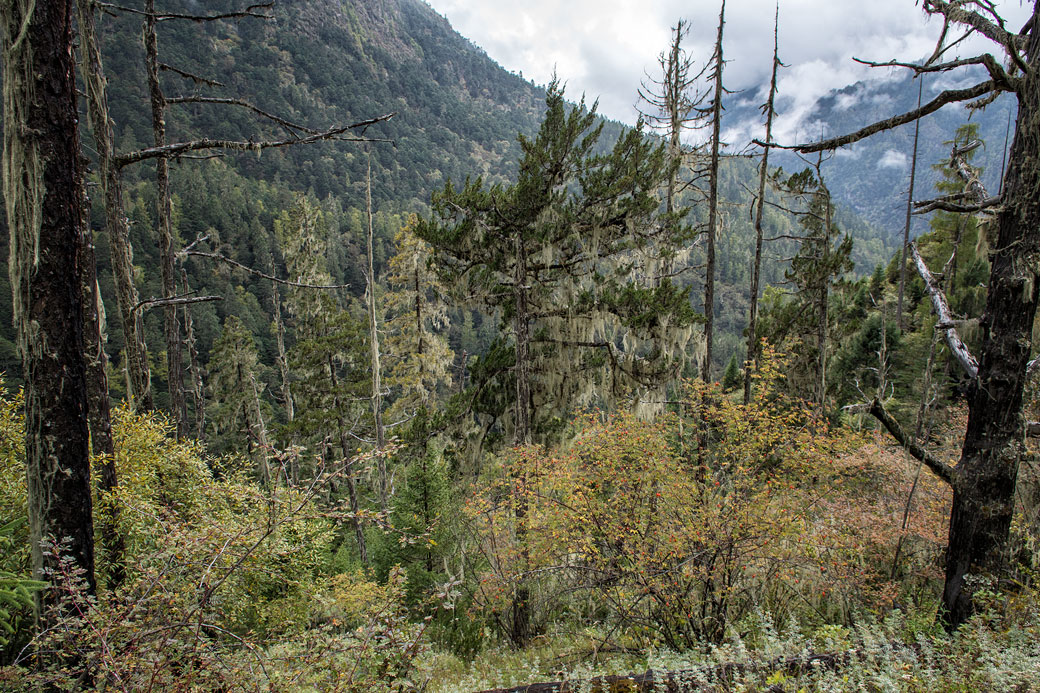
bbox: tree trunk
[941,17,1040,626]
[702,0,726,383]
[744,9,779,405]
[896,78,924,331]
[181,269,206,441]
[76,0,152,411]
[2,0,96,630]
[145,0,187,437]
[365,152,387,510]
[510,230,532,647]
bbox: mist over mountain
[725,65,1015,241]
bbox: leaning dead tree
[786,0,1040,628]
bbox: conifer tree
[383,219,454,423]
[417,81,694,445]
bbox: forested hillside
[2,1,1039,691]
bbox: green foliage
[417,81,695,443]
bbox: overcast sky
[423,0,1031,143]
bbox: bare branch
[183,250,351,290]
[134,294,223,314]
[869,399,956,486]
[775,80,998,153]
[852,53,1015,89]
[165,95,321,135]
[923,0,1028,72]
[98,1,273,21]
[910,242,980,380]
[115,113,395,167]
[913,195,1001,214]
[159,62,224,87]
[1027,422,1040,438]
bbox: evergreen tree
[416,81,695,445]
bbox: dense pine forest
[1,0,1039,690]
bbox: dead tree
[700,0,727,382]
[744,5,781,405]
[789,1,1040,628]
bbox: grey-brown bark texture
[744,8,779,406]
[940,10,1040,626]
[145,0,188,437]
[76,0,153,412]
[796,1,1040,628]
[702,0,726,383]
[2,0,96,619]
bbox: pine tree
[416,81,695,446]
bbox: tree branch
[774,80,998,153]
[869,399,956,486]
[98,2,273,21]
[183,250,351,290]
[159,62,224,87]
[134,294,223,314]
[114,113,396,167]
[910,242,980,380]
[165,95,321,135]
[913,195,1001,214]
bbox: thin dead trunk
[328,355,367,565]
[181,269,206,441]
[744,7,779,404]
[76,0,152,411]
[365,151,387,509]
[144,0,186,436]
[702,0,726,383]
[896,77,924,330]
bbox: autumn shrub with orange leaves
[463,348,952,649]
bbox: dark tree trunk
[941,17,1040,626]
[2,0,96,625]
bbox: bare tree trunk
[744,8,779,405]
[76,0,152,411]
[2,0,96,639]
[896,78,924,330]
[702,0,726,383]
[942,18,1040,626]
[510,230,532,647]
[80,188,125,587]
[328,356,367,565]
[365,151,387,510]
[181,269,206,441]
[145,0,187,437]
[817,186,831,411]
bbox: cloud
[877,149,909,169]
[424,0,1031,132]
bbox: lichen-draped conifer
[416,81,695,446]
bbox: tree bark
[941,13,1040,625]
[744,8,779,405]
[145,0,187,437]
[702,0,726,383]
[76,0,152,411]
[2,0,96,628]
[896,78,924,330]
[365,151,387,510]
